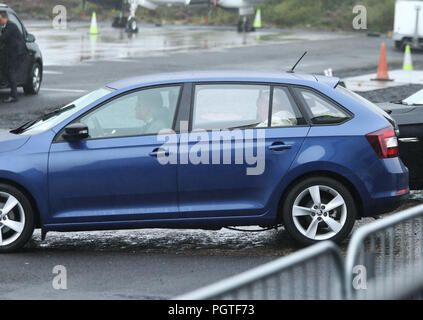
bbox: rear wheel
[282,176,357,245]
[23,63,42,95]
[0,184,34,253]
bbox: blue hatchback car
[0,71,409,252]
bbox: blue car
[0,71,409,252]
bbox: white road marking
[41,88,88,93]
[44,70,64,75]
[103,58,135,63]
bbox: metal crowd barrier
[175,241,346,300]
[345,203,423,299]
[369,260,423,299]
[175,203,423,300]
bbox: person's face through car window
[0,13,8,26]
[135,92,162,122]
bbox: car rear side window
[268,87,306,127]
[296,88,349,125]
[192,84,270,130]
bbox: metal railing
[369,260,423,299]
[345,203,423,299]
[175,241,346,300]
[176,204,423,300]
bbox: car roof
[0,4,15,13]
[107,71,339,91]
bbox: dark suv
[0,4,43,95]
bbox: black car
[379,90,423,190]
[0,4,43,95]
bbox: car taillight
[366,126,399,158]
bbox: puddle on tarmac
[29,227,301,256]
[24,21,355,66]
[24,199,422,255]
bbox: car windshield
[402,89,423,106]
[12,88,113,135]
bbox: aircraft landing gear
[237,16,255,33]
[126,17,139,33]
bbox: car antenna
[287,51,307,73]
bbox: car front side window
[79,85,181,139]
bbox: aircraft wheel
[126,18,139,33]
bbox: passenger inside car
[256,89,297,127]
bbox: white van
[393,0,423,49]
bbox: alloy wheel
[0,192,25,247]
[292,185,347,241]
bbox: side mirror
[26,33,36,43]
[63,123,89,142]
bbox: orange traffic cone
[372,43,393,81]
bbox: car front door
[177,83,310,219]
[47,85,182,225]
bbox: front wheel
[23,63,42,95]
[282,177,357,245]
[0,184,35,253]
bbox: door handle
[149,148,171,157]
[268,142,292,151]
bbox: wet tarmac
[0,22,423,299]
[26,21,356,66]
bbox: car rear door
[177,83,310,219]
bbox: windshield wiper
[10,104,76,134]
[40,104,76,121]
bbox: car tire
[23,63,42,95]
[0,184,35,253]
[282,176,357,246]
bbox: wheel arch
[276,170,364,223]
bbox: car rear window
[295,88,349,124]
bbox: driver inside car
[135,90,171,135]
